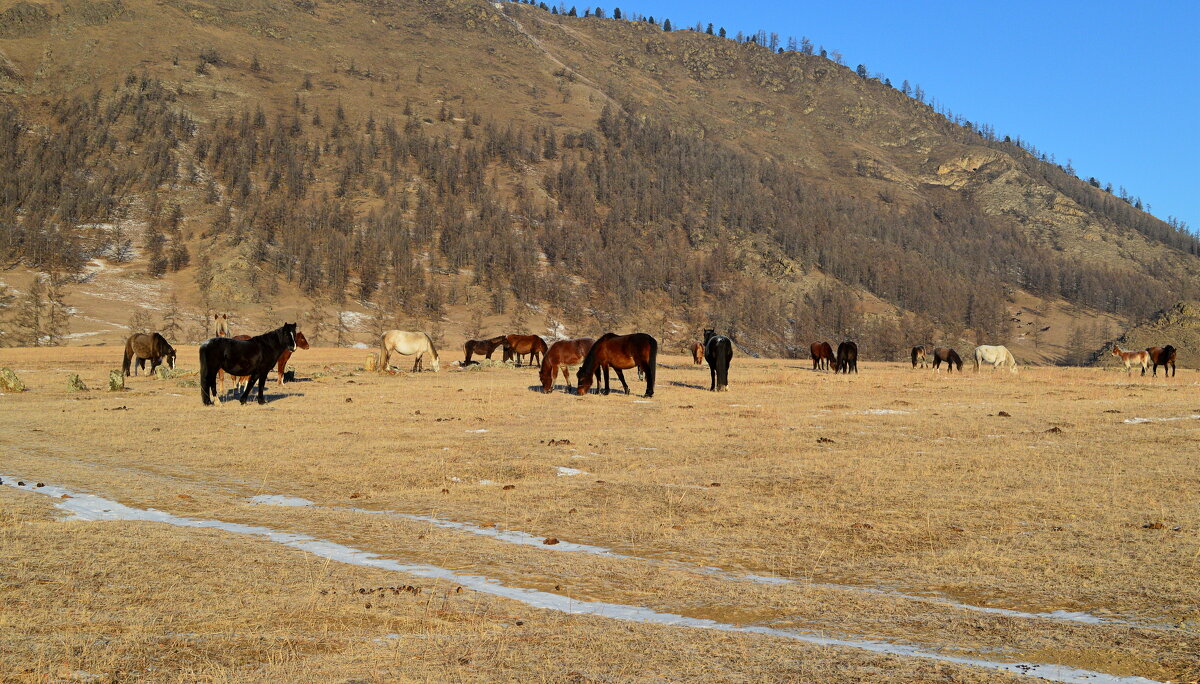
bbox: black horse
[200,323,298,405]
[834,340,858,374]
[703,328,733,391]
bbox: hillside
[0,0,1196,360]
[1094,302,1197,369]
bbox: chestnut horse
[690,342,704,365]
[539,338,599,393]
[576,332,657,397]
[1111,345,1150,376]
[911,345,929,369]
[463,335,507,365]
[503,334,548,367]
[810,341,834,371]
[1146,345,1177,377]
[931,347,963,373]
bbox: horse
[810,341,834,371]
[503,334,548,367]
[1146,345,1177,378]
[834,340,858,374]
[213,313,229,337]
[463,335,507,365]
[690,342,704,365]
[931,347,963,373]
[539,338,599,393]
[1111,345,1150,376]
[973,345,1017,373]
[123,332,176,376]
[703,329,733,391]
[199,323,298,405]
[576,332,657,397]
[911,345,929,369]
[379,330,440,373]
[229,330,310,392]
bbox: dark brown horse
[576,332,657,397]
[1146,345,1177,377]
[931,347,963,372]
[540,338,599,393]
[503,334,548,367]
[199,323,298,405]
[911,345,929,369]
[463,335,507,365]
[834,340,858,374]
[690,342,704,365]
[226,331,310,392]
[810,341,834,371]
[123,332,176,376]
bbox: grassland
[1,346,1197,682]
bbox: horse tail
[716,338,730,389]
[973,348,981,372]
[199,342,211,405]
[645,335,657,397]
[378,334,390,372]
[122,338,133,376]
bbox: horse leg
[602,366,611,395]
[710,363,717,391]
[257,372,267,405]
[613,367,630,395]
[238,373,254,405]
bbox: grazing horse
[123,332,176,376]
[379,330,440,373]
[834,341,858,374]
[503,334,548,367]
[463,335,507,365]
[540,338,599,393]
[690,342,704,365]
[200,323,298,405]
[809,341,834,371]
[931,347,963,373]
[703,329,733,391]
[1111,345,1150,376]
[1146,345,1177,378]
[576,332,657,397]
[973,345,1017,373]
[911,345,929,369]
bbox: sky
[590,0,1200,230]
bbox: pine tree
[662,18,671,31]
[44,274,69,346]
[612,7,620,19]
[13,277,46,346]
[0,284,14,346]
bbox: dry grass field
[1,346,1198,683]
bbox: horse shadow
[218,389,306,403]
[668,380,708,390]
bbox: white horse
[973,345,1017,373]
[379,330,440,373]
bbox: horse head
[282,322,298,351]
[703,328,716,342]
[295,330,310,350]
[165,345,177,370]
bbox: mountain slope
[0,0,1195,360]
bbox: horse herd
[109,315,1179,406]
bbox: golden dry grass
[1,346,1198,682]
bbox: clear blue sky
[592,0,1200,229]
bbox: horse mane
[424,332,439,359]
[578,332,616,379]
